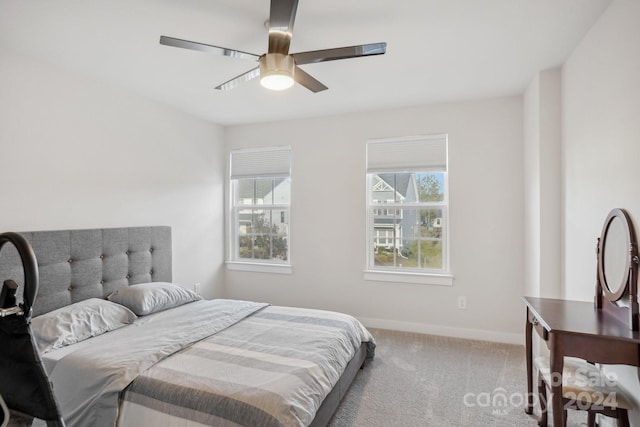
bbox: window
[365,135,451,285]
[228,146,291,273]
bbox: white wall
[523,76,541,298]
[562,0,640,424]
[523,68,562,299]
[225,96,524,343]
[0,47,226,298]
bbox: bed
[0,226,375,427]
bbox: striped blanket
[117,305,375,427]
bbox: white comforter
[43,299,375,427]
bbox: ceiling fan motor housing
[260,53,295,90]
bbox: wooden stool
[535,356,632,427]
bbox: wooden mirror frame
[595,208,639,330]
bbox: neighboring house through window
[365,135,452,285]
[228,146,291,274]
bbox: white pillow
[31,298,137,354]
[107,282,201,316]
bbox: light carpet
[329,328,588,427]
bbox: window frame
[364,135,452,286]
[227,146,292,275]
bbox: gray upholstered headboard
[0,226,171,316]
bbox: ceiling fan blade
[268,0,298,55]
[294,67,328,93]
[292,42,387,65]
[160,36,260,61]
[215,67,261,91]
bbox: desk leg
[525,308,533,415]
[549,334,564,427]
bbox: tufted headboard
[0,226,171,317]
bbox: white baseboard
[357,317,524,345]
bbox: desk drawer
[528,310,548,340]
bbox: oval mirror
[598,209,634,301]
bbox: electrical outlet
[194,283,201,295]
[457,296,467,310]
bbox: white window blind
[230,146,291,179]
[366,135,447,173]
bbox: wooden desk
[524,296,640,426]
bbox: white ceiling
[0,0,612,126]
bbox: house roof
[0,0,611,125]
[376,174,412,199]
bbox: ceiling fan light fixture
[260,53,295,91]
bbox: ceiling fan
[159,0,387,92]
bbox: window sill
[363,270,453,286]
[226,261,292,275]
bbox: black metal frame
[0,232,65,427]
